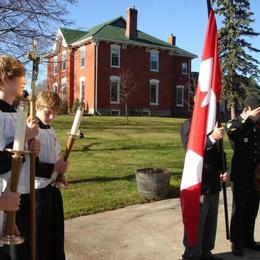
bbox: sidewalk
[65,189,260,260]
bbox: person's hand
[220,172,228,183]
[25,118,39,141]
[210,125,225,141]
[246,107,260,122]
[0,185,20,211]
[28,139,41,154]
[54,156,69,173]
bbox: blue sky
[37,0,260,84]
[69,0,260,71]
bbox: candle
[13,102,28,151]
[70,106,84,135]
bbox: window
[110,44,120,68]
[61,78,67,100]
[176,85,184,107]
[142,109,150,116]
[79,77,85,102]
[150,79,159,105]
[53,56,58,75]
[111,110,120,116]
[53,82,58,94]
[62,51,66,71]
[110,76,120,104]
[80,47,85,68]
[150,50,159,72]
[182,62,188,75]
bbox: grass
[52,116,232,219]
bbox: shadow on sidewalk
[215,249,260,260]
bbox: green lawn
[52,116,233,219]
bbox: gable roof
[59,17,197,58]
[59,28,87,44]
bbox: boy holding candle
[35,90,69,260]
[0,55,40,260]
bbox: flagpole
[206,0,230,241]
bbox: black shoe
[199,255,223,260]
[243,241,260,251]
[231,243,244,256]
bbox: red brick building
[46,7,197,116]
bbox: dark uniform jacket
[227,116,260,184]
[181,119,225,194]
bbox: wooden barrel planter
[136,168,171,200]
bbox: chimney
[167,34,176,46]
[125,6,138,39]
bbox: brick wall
[47,41,192,116]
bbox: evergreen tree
[213,0,260,118]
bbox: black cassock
[0,99,30,260]
[34,120,65,260]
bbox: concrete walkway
[64,189,260,260]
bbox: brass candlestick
[55,105,84,187]
[55,133,78,187]
[1,150,29,245]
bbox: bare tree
[36,78,48,94]
[119,69,138,125]
[0,0,77,58]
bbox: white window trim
[176,85,185,107]
[110,75,120,104]
[182,62,188,75]
[150,49,159,72]
[110,44,121,68]
[62,50,66,71]
[80,46,85,68]
[53,56,58,75]
[111,109,120,116]
[79,76,85,102]
[149,79,159,105]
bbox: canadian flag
[180,9,221,246]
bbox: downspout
[188,59,191,113]
[69,47,75,113]
[94,40,101,115]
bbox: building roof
[59,28,87,44]
[59,17,197,58]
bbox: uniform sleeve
[205,135,216,149]
[219,151,228,172]
[180,119,191,150]
[35,156,55,179]
[180,119,216,151]
[226,116,255,141]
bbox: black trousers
[230,182,260,245]
[35,185,65,260]
[1,246,12,260]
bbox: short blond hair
[0,55,25,85]
[36,90,62,112]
